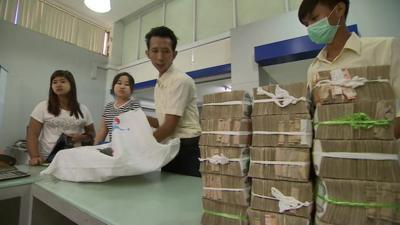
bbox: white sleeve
[81,104,94,126]
[30,101,46,123]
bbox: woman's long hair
[47,70,84,119]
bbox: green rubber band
[314,112,392,129]
[317,194,400,209]
[203,209,248,221]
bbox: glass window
[139,5,163,59]
[0,0,18,23]
[166,0,194,47]
[196,0,233,40]
[237,0,286,26]
[122,18,140,64]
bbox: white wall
[117,37,231,83]
[109,21,124,66]
[262,59,314,85]
[230,0,400,92]
[0,20,108,147]
[121,19,140,65]
[347,0,400,37]
[0,66,7,131]
[231,11,306,92]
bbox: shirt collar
[113,97,134,109]
[157,64,175,86]
[316,32,361,62]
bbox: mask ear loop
[328,5,341,26]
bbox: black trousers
[162,136,201,177]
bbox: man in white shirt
[145,26,202,177]
[298,0,400,138]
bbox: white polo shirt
[154,65,201,139]
[307,33,400,116]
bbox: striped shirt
[103,97,141,138]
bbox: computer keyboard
[0,167,30,181]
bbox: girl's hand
[67,133,85,143]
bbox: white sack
[41,109,180,182]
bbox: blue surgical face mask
[307,5,341,44]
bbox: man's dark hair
[110,72,135,95]
[145,26,178,51]
[298,0,349,25]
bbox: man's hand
[67,133,86,143]
[29,156,44,166]
[147,116,159,128]
[153,114,180,142]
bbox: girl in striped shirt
[94,72,140,144]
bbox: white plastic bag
[41,109,180,182]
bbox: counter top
[34,170,203,225]
[0,165,44,189]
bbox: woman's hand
[67,133,86,143]
[29,156,44,166]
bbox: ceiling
[49,0,157,28]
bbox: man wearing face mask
[298,0,400,138]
